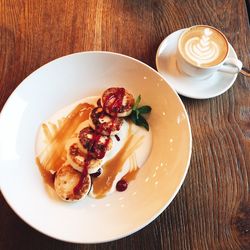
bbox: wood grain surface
[0,0,249,249]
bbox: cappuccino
[178,25,228,67]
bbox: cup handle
[218,58,243,74]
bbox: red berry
[116,179,128,192]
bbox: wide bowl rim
[0,51,192,244]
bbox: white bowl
[0,51,192,243]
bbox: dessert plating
[36,87,151,202]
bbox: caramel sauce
[92,131,144,199]
[36,103,93,186]
[122,155,139,183]
[36,157,54,189]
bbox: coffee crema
[179,25,228,67]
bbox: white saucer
[156,29,239,99]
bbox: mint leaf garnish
[137,105,151,114]
[129,95,151,131]
[133,95,141,110]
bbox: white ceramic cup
[176,25,242,79]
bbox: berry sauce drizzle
[74,90,127,195]
[73,156,90,195]
[103,88,125,115]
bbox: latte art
[179,26,228,67]
[184,28,220,66]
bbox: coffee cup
[176,25,242,79]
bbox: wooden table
[1,1,249,249]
